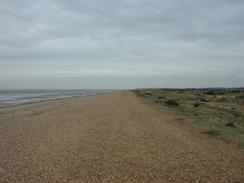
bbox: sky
[0,0,244,89]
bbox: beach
[0,91,243,182]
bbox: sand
[0,91,243,182]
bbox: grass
[134,89,244,148]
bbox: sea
[0,89,114,107]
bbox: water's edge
[0,90,115,107]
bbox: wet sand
[0,91,243,182]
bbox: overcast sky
[0,0,244,89]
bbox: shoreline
[0,91,243,182]
[0,91,115,109]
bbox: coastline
[0,91,115,109]
[0,91,243,182]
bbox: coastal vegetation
[135,88,244,147]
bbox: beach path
[0,91,243,182]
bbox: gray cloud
[0,0,244,88]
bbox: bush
[193,102,200,107]
[158,96,166,99]
[225,122,236,128]
[165,99,179,107]
[203,91,216,95]
[200,97,209,102]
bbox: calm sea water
[0,89,114,107]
